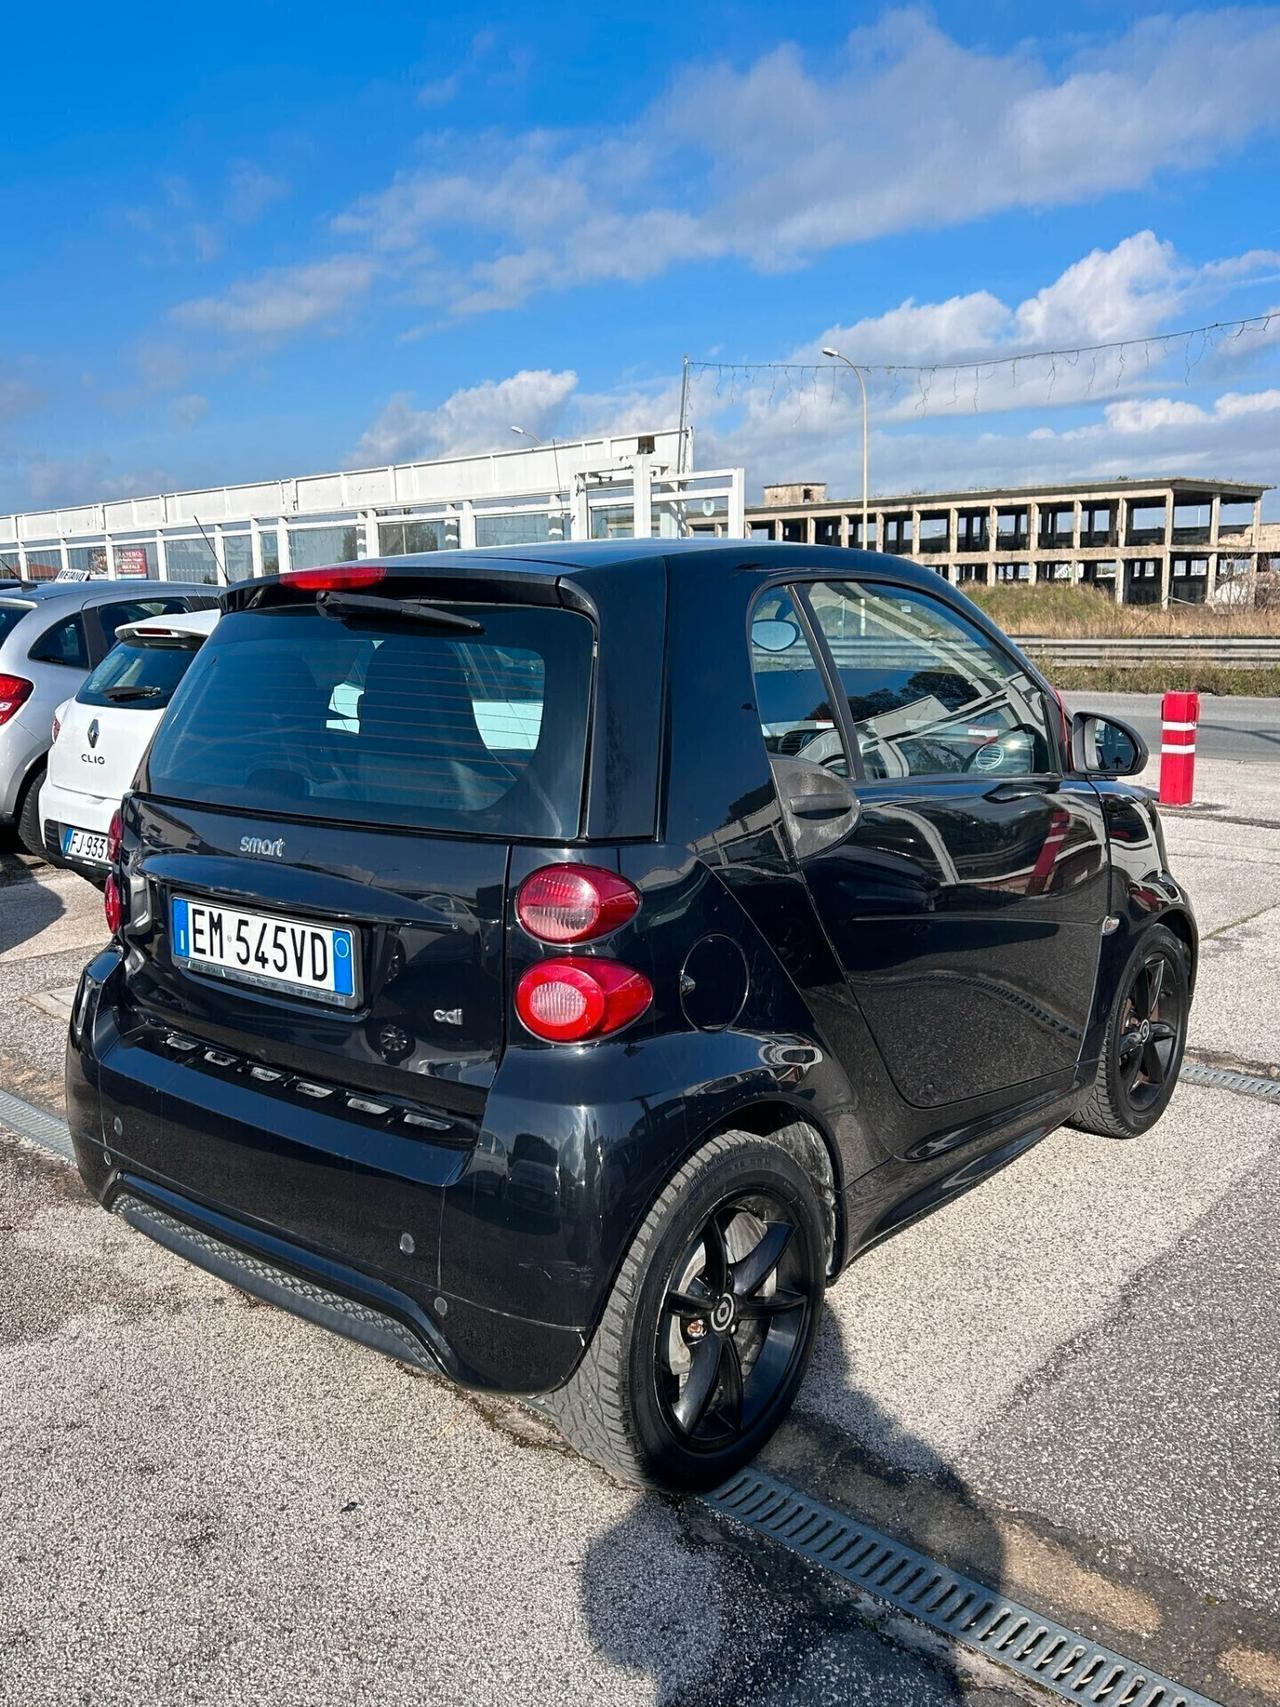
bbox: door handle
[983,779,1055,802]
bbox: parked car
[41,609,220,879]
[0,581,219,856]
[66,543,1195,1488]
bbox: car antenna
[191,515,228,585]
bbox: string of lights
[685,310,1276,383]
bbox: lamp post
[511,425,565,538]
[821,347,869,547]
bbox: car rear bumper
[67,951,587,1395]
[40,775,114,875]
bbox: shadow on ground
[0,831,64,956]
[580,1305,1014,1705]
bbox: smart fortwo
[66,541,1195,1487]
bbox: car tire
[545,1128,827,1488]
[16,767,47,862]
[1071,923,1190,1140]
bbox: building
[748,477,1272,606]
[0,430,745,583]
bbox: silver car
[0,580,217,854]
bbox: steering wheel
[962,727,1036,776]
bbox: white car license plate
[170,895,358,1007]
[62,825,109,864]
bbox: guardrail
[1014,635,1280,667]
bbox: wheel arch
[1156,905,1198,997]
[687,1097,846,1276]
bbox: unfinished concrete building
[748,478,1272,606]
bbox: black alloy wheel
[546,1128,827,1487]
[656,1192,814,1451]
[1072,923,1190,1139]
[1115,951,1183,1116]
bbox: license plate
[170,895,358,1007]
[62,825,109,864]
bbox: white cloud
[169,392,209,430]
[351,368,579,464]
[172,255,378,337]
[224,164,289,225]
[326,8,1280,316]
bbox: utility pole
[822,348,869,545]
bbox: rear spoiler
[115,610,220,648]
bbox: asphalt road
[1066,691,1280,763]
[2,768,1279,1706]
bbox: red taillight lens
[0,673,33,727]
[51,710,61,744]
[515,957,652,1043]
[106,809,123,866]
[103,874,123,935]
[285,564,386,592]
[516,865,641,944]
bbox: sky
[2,1,1279,514]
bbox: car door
[750,575,1108,1137]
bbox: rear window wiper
[316,590,484,634]
[104,684,164,702]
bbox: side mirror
[769,755,860,859]
[1070,711,1148,778]
[751,617,802,653]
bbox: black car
[66,543,1195,1488]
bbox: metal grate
[1180,1062,1280,1103]
[0,1084,76,1161]
[705,1468,1222,1707]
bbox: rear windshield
[145,603,593,838]
[0,603,33,646]
[78,640,202,710]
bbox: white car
[40,608,219,878]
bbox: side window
[98,597,188,647]
[749,589,849,777]
[806,581,1054,780]
[29,614,88,669]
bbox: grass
[1052,664,1280,696]
[968,581,1280,638]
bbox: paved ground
[1066,692,1280,765]
[2,763,1278,1706]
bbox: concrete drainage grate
[1180,1062,1280,1102]
[0,1084,76,1161]
[705,1468,1222,1707]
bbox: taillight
[52,710,61,744]
[285,563,386,592]
[515,957,652,1043]
[0,674,32,727]
[103,874,123,935]
[106,809,123,866]
[516,865,641,944]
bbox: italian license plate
[170,895,358,1007]
[62,825,109,864]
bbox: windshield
[145,603,594,838]
[0,604,32,646]
[78,639,203,709]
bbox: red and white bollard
[1159,690,1200,806]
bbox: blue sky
[2,1,1279,512]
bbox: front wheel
[546,1129,827,1488]
[1072,923,1190,1139]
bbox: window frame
[746,582,864,783]
[765,573,1065,788]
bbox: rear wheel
[546,1130,827,1488]
[17,766,47,862]
[1072,924,1189,1139]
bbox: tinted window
[29,614,88,669]
[78,640,202,710]
[0,603,33,647]
[805,581,1053,780]
[146,603,593,838]
[749,589,849,774]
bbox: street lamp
[821,348,870,547]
